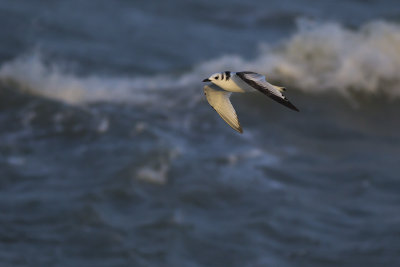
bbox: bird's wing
[204,84,243,133]
[236,72,299,112]
[236,71,265,81]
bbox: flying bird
[203,71,299,133]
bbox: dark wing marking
[236,72,299,112]
[238,71,258,75]
[224,71,231,81]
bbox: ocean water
[1,0,400,266]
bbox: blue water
[1,1,400,266]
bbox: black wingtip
[276,95,299,112]
[286,101,300,112]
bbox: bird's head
[202,72,226,85]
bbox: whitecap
[1,20,400,105]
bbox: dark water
[1,1,400,266]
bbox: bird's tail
[273,85,286,92]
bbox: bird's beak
[202,78,211,82]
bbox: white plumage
[203,71,299,133]
[204,84,242,133]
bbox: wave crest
[192,20,400,97]
[258,20,400,96]
[1,20,400,105]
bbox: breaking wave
[1,20,400,105]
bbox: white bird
[203,71,299,133]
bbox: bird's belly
[223,80,254,93]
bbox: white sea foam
[1,20,400,105]
[0,52,175,105]
[253,20,400,97]
[193,20,400,97]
